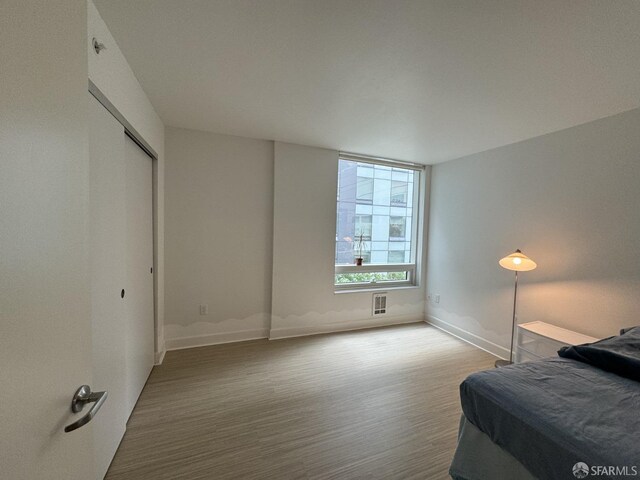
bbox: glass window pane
[391,180,408,206]
[388,251,405,263]
[354,214,372,240]
[389,216,405,239]
[356,176,374,203]
[335,158,418,277]
[335,271,408,285]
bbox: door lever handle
[64,385,108,433]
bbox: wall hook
[93,37,106,54]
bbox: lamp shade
[499,249,537,272]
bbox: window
[335,271,407,285]
[335,154,423,289]
[391,181,408,206]
[389,216,405,239]
[388,251,406,263]
[354,214,372,240]
[356,176,374,203]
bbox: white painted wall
[0,1,95,477]
[163,134,428,348]
[164,128,274,349]
[271,142,427,339]
[426,108,640,357]
[88,1,166,359]
[88,1,163,153]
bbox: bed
[449,327,640,480]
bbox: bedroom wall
[163,133,429,347]
[164,127,274,349]
[89,0,166,360]
[426,107,640,357]
[270,142,428,339]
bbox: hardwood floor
[105,323,495,480]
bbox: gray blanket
[460,358,640,480]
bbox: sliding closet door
[89,94,129,479]
[124,135,155,414]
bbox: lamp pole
[495,271,518,368]
[508,270,518,363]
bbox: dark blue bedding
[460,358,640,480]
[559,326,640,381]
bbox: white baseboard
[165,328,269,351]
[164,317,423,352]
[425,315,508,360]
[154,348,166,365]
[269,314,423,340]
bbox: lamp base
[494,359,513,368]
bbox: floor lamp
[495,249,537,368]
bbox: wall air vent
[373,293,387,315]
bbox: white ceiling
[94,0,640,164]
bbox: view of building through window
[335,159,415,266]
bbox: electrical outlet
[199,304,208,315]
[435,294,440,304]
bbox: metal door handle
[64,385,108,433]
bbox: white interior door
[89,97,156,478]
[89,94,129,479]
[1,2,97,479]
[124,135,155,414]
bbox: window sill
[334,285,420,295]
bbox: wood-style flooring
[105,323,495,480]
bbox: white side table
[516,321,599,363]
